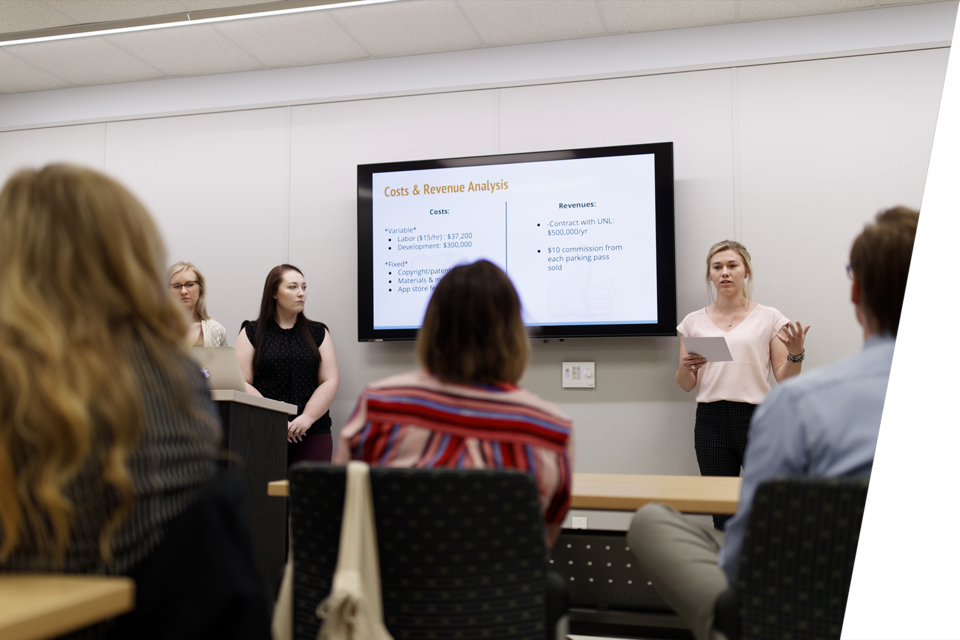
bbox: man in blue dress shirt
[627,206,919,640]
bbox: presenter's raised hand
[777,321,810,357]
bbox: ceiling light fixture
[0,0,403,47]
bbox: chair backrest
[735,477,869,640]
[289,463,549,640]
[113,469,271,640]
[550,529,672,613]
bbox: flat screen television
[357,142,676,341]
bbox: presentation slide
[371,154,659,330]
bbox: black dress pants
[694,400,757,530]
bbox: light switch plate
[562,362,595,388]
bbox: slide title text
[384,180,509,197]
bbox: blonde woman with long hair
[676,240,809,530]
[0,165,269,637]
[167,261,227,346]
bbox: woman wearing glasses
[168,261,227,347]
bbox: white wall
[0,4,951,529]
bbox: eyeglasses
[170,281,199,291]
[845,264,853,280]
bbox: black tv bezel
[357,142,676,342]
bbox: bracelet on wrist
[786,349,805,363]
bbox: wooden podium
[211,390,296,598]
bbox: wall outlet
[562,362,595,388]
[572,516,587,530]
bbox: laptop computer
[190,347,248,393]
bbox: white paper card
[680,336,733,362]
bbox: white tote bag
[271,462,393,640]
[315,461,394,640]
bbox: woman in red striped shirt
[334,259,574,548]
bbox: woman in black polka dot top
[235,264,340,464]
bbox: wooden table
[269,472,742,514]
[570,472,741,514]
[268,479,289,497]
[0,574,134,640]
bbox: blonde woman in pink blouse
[677,240,809,529]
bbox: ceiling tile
[329,0,481,58]
[40,0,187,25]
[0,0,945,98]
[457,0,605,46]
[598,0,736,34]
[214,11,369,68]
[4,37,166,87]
[178,0,287,9]
[739,0,875,21]
[0,47,73,94]
[107,23,264,77]
[0,0,78,33]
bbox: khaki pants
[627,503,730,640]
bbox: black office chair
[108,468,271,640]
[288,463,557,640]
[549,529,689,638]
[713,477,870,640]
